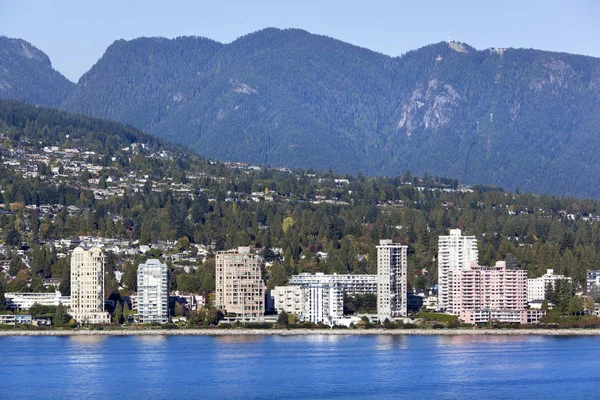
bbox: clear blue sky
[2,0,598,82]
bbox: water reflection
[68,335,107,345]
[135,335,168,345]
[214,335,265,344]
[375,335,407,351]
[437,335,529,346]
[64,335,107,395]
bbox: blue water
[1,334,599,399]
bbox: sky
[2,0,599,82]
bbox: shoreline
[2,328,600,337]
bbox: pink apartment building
[450,260,544,324]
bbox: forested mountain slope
[0,37,74,107]
[2,29,600,197]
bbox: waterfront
[2,335,600,399]
[3,328,600,336]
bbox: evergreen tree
[113,301,123,324]
[54,302,68,327]
[123,302,131,323]
[0,280,7,311]
[277,311,289,328]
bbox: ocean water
[1,334,599,399]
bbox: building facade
[137,259,169,323]
[279,275,346,326]
[271,285,304,316]
[377,239,408,321]
[301,281,344,326]
[587,270,600,296]
[215,246,264,320]
[288,273,377,295]
[527,269,571,302]
[70,246,110,324]
[450,261,533,324]
[438,229,479,313]
[460,309,546,324]
[4,291,70,310]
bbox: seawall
[1,329,600,336]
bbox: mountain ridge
[2,28,600,198]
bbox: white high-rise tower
[437,229,478,313]
[137,259,169,323]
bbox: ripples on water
[1,335,599,399]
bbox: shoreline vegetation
[2,328,600,337]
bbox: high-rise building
[215,246,264,320]
[437,229,479,313]
[377,239,408,321]
[527,269,571,302]
[137,259,169,323]
[70,246,110,324]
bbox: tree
[29,302,49,316]
[277,311,289,328]
[267,262,288,289]
[5,228,21,247]
[0,280,7,311]
[54,302,68,327]
[113,301,123,324]
[123,302,131,323]
[282,217,294,234]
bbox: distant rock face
[397,79,460,136]
[0,36,73,107]
[3,29,600,197]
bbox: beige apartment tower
[377,240,408,321]
[70,246,110,324]
[215,246,264,320]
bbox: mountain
[3,29,600,198]
[0,37,74,107]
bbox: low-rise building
[5,291,70,310]
[460,309,546,324]
[270,285,304,316]
[285,275,345,326]
[302,280,344,326]
[527,269,571,302]
[289,273,377,296]
[587,270,600,296]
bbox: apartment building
[215,246,264,320]
[438,229,479,313]
[587,270,600,296]
[281,275,345,326]
[301,280,344,326]
[288,273,377,295]
[271,285,304,316]
[4,291,70,310]
[70,246,110,324]
[377,239,408,321]
[137,259,169,323]
[450,261,537,324]
[527,269,571,302]
[461,309,546,324]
